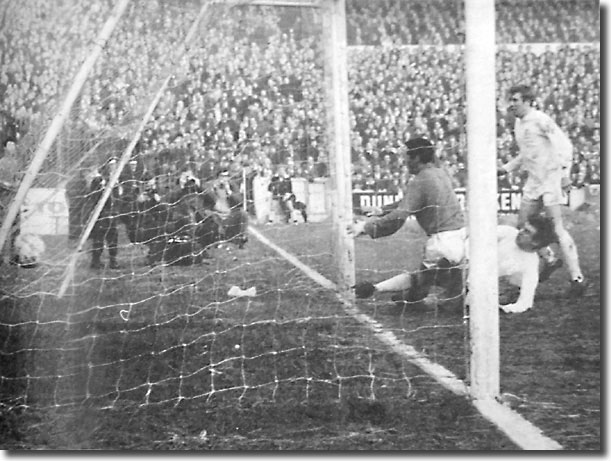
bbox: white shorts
[423,228,467,268]
[522,169,565,207]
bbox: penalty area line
[248,225,563,450]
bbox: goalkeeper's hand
[347,219,368,238]
[353,281,376,299]
[363,206,384,217]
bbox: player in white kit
[498,84,586,297]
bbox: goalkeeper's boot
[538,258,563,282]
[353,281,376,299]
[109,258,121,270]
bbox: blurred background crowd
[0,0,600,197]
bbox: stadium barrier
[260,181,586,220]
[20,187,69,235]
[352,186,581,216]
[252,177,329,224]
[22,182,590,236]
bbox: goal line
[247,224,563,450]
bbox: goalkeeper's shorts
[423,228,467,269]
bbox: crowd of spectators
[0,0,600,200]
[346,0,599,46]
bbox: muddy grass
[0,202,600,450]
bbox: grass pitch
[0,200,600,450]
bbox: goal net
[0,0,482,449]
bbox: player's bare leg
[518,198,562,281]
[353,272,412,299]
[375,272,413,294]
[545,204,586,296]
[353,265,446,304]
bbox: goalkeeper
[347,137,466,303]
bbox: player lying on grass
[351,214,559,313]
[499,84,587,297]
[347,136,561,313]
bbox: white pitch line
[248,225,563,450]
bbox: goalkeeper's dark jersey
[364,164,464,238]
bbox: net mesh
[7,0,601,450]
[1,0,468,426]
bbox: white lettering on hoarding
[20,188,69,235]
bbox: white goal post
[465,0,500,400]
[321,0,356,297]
[245,0,501,399]
[2,0,499,403]
[227,0,355,297]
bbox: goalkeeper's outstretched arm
[347,205,411,241]
[373,198,402,216]
[363,208,410,238]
